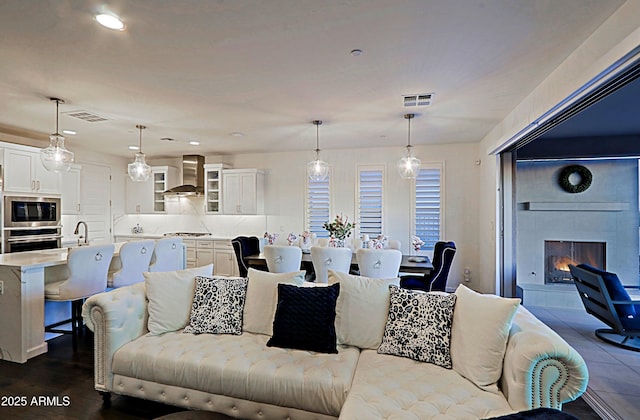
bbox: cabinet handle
[77,204,81,212]
[236,204,241,213]
[32,180,36,190]
[37,180,40,190]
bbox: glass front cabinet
[204,164,230,214]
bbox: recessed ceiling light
[230,132,244,137]
[128,145,139,151]
[189,141,200,146]
[62,130,77,135]
[96,13,125,31]
[350,49,363,57]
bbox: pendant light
[307,120,329,181]
[40,98,74,172]
[128,125,151,182]
[397,113,421,179]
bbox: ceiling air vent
[403,93,434,107]
[63,110,108,122]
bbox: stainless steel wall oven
[3,196,62,253]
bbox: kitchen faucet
[74,221,89,246]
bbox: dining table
[244,251,433,276]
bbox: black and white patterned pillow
[378,285,457,368]
[184,276,248,335]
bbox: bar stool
[149,237,184,272]
[44,244,115,351]
[264,245,302,273]
[108,239,155,288]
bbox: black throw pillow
[267,283,340,354]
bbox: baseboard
[581,386,623,420]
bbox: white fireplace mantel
[522,202,629,211]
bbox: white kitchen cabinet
[222,169,264,214]
[125,166,178,214]
[195,240,215,267]
[183,239,197,268]
[3,145,62,195]
[214,240,239,276]
[152,166,179,212]
[61,164,81,214]
[204,163,230,214]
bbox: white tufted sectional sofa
[82,277,589,420]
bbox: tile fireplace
[544,240,605,284]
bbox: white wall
[218,142,482,290]
[478,0,640,293]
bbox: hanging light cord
[136,124,146,153]
[54,99,60,135]
[313,120,322,159]
[405,113,414,152]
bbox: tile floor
[527,305,640,420]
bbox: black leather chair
[569,264,640,351]
[231,236,262,277]
[400,241,456,292]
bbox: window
[413,164,443,252]
[357,165,384,237]
[305,172,331,238]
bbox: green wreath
[558,165,592,193]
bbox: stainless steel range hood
[164,155,205,196]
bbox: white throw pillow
[242,268,305,336]
[328,270,399,349]
[450,284,520,393]
[144,264,213,335]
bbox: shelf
[522,202,629,212]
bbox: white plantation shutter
[306,174,331,238]
[414,165,442,252]
[358,166,384,237]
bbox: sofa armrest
[500,306,589,412]
[82,282,148,391]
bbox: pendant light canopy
[307,120,329,181]
[397,113,421,179]
[40,98,74,172]
[128,125,152,182]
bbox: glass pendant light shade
[307,120,329,181]
[41,98,74,172]
[397,113,420,179]
[307,157,329,181]
[128,125,151,182]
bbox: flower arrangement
[286,232,298,246]
[323,214,356,240]
[371,234,387,249]
[264,232,278,245]
[412,235,425,252]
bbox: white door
[80,163,112,244]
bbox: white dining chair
[264,245,303,273]
[44,244,115,351]
[149,237,184,272]
[356,248,402,278]
[310,246,353,284]
[108,239,155,288]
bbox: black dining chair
[231,236,262,277]
[400,241,456,292]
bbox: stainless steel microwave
[4,196,61,228]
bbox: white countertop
[0,242,127,269]
[113,233,234,241]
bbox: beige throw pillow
[242,268,306,336]
[450,284,520,393]
[328,270,399,349]
[144,264,214,335]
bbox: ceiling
[0,0,626,160]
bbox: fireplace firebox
[544,240,606,284]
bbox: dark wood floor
[0,333,600,419]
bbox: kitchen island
[0,242,185,363]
